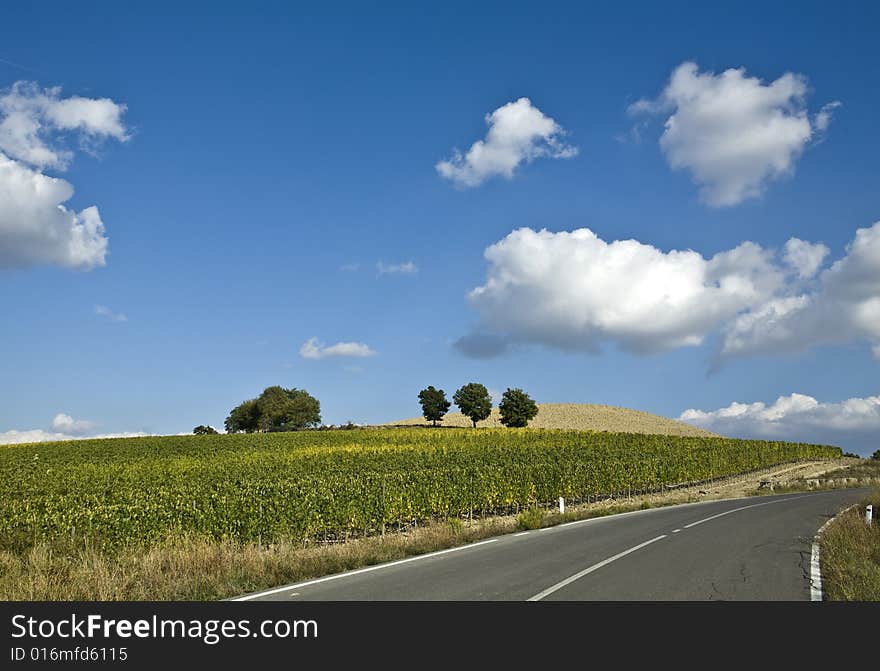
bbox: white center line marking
[683,495,805,529]
[527,535,667,602]
[672,529,681,533]
[231,538,500,601]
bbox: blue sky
[2,1,879,453]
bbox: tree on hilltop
[224,386,321,433]
[193,425,219,435]
[498,388,538,428]
[418,386,451,426]
[453,383,492,428]
[224,398,260,433]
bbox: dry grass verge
[820,490,880,601]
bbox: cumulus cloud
[94,304,127,322]
[0,81,128,169]
[51,413,96,435]
[377,261,418,275]
[299,337,377,360]
[461,222,880,363]
[680,393,880,455]
[0,154,108,269]
[464,227,783,355]
[630,62,839,206]
[0,81,127,270]
[436,97,577,187]
[722,221,880,358]
[782,238,829,279]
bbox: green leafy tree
[872,449,880,460]
[255,386,322,431]
[224,398,261,433]
[498,388,538,428]
[193,425,219,435]
[453,383,492,428]
[418,386,451,426]
[224,387,321,433]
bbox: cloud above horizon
[0,429,152,445]
[94,304,127,322]
[299,337,377,360]
[50,412,96,435]
[680,393,880,455]
[459,222,880,364]
[377,260,418,275]
[630,62,839,206]
[0,81,128,270]
[436,97,577,187]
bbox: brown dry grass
[820,490,880,601]
[389,402,718,437]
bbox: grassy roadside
[820,490,880,601]
[0,458,861,601]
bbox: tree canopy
[192,425,219,435]
[453,382,492,428]
[418,386,451,426]
[224,386,321,433]
[498,388,539,428]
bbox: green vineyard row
[0,428,840,552]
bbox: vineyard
[0,428,840,554]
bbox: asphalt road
[235,488,868,601]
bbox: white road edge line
[231,538,499,601]
[514,532,530,536]
[672,529,681,533]
[683,495,808,529]
[810,503,858,602]
[527,535,667,602]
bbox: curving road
[234,488,868,601]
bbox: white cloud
[0,154,108,269]
[721,221,880,358]
[0,429,150,446]
[680,393,880,455]
[814,101,842,133]
[340,263,360,272]
[0,81,127,270]
[630,62,837,206]
[462,222,880,363]
[0,81,127,170]
[377,261,418,275]
[299,337,377,360]
[782,238,829,279]
[94,304,127,322]
[51,413,96,435]
[436,97,577,187]
[464,227,783,355]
